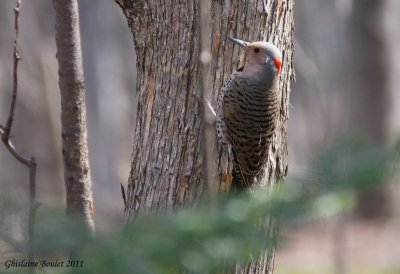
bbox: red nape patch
[273,57,282,74]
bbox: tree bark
[117,0,294,272]
[52,0,95,233]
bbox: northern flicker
[216,37,282,189]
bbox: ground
[276,216,400,274]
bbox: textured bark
[117,0,294,272]
[52,0,95,233]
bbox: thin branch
[0,128,30,164]
[0,1,38,270]
[121,184,127,210]
[3,0,21,141]
[198,0,219,199]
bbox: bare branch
[198,0,219,199]
[2,0,21,141]
[0,0,38,270]
[121,184,127,210]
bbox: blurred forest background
[0,0,399,273]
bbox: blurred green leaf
[1,139,397,274]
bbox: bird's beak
[227,37,248,48]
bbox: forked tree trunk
[116,0,294,273]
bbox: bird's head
[228,37,282,75]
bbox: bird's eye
[254,48,260,53]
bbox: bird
[215,37,282,190]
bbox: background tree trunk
[117,0,294,272]
[52,0,95,233]
[347,0,390,219]
[291,0,390,220]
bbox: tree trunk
[52,0,95,233]
[117,0,294,272]
[348,0,390,219]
